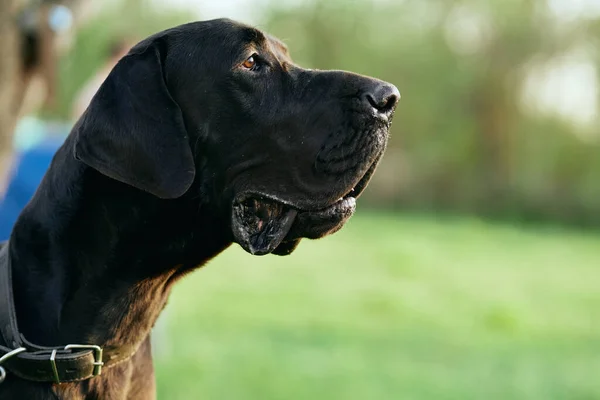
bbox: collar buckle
[49,344,104,384]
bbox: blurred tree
[0,0,79,196]
[263,0,600,225]
[0,0,23,195]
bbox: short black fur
[0,18,398,399]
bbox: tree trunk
[0,0,21,196]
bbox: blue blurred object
[0,118,70,241]
[48,5,73,33]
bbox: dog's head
[73,18,399,256]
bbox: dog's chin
[230,154,380,256]
[231,195,356,256]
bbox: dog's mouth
[231,165,375,256]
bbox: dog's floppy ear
[73,40,195,199]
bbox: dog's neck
[6,143,230,352]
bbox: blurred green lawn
[154,213,599,400]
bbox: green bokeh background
[154,213,599,399]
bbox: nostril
[379,93,398,113]
[365,84,400,115]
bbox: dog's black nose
[365,83,400,118]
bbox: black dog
[0,18,399,399]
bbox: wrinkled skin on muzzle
[217,67,397,255]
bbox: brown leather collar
[0,242,139,384]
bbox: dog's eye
[242,55,258,70]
